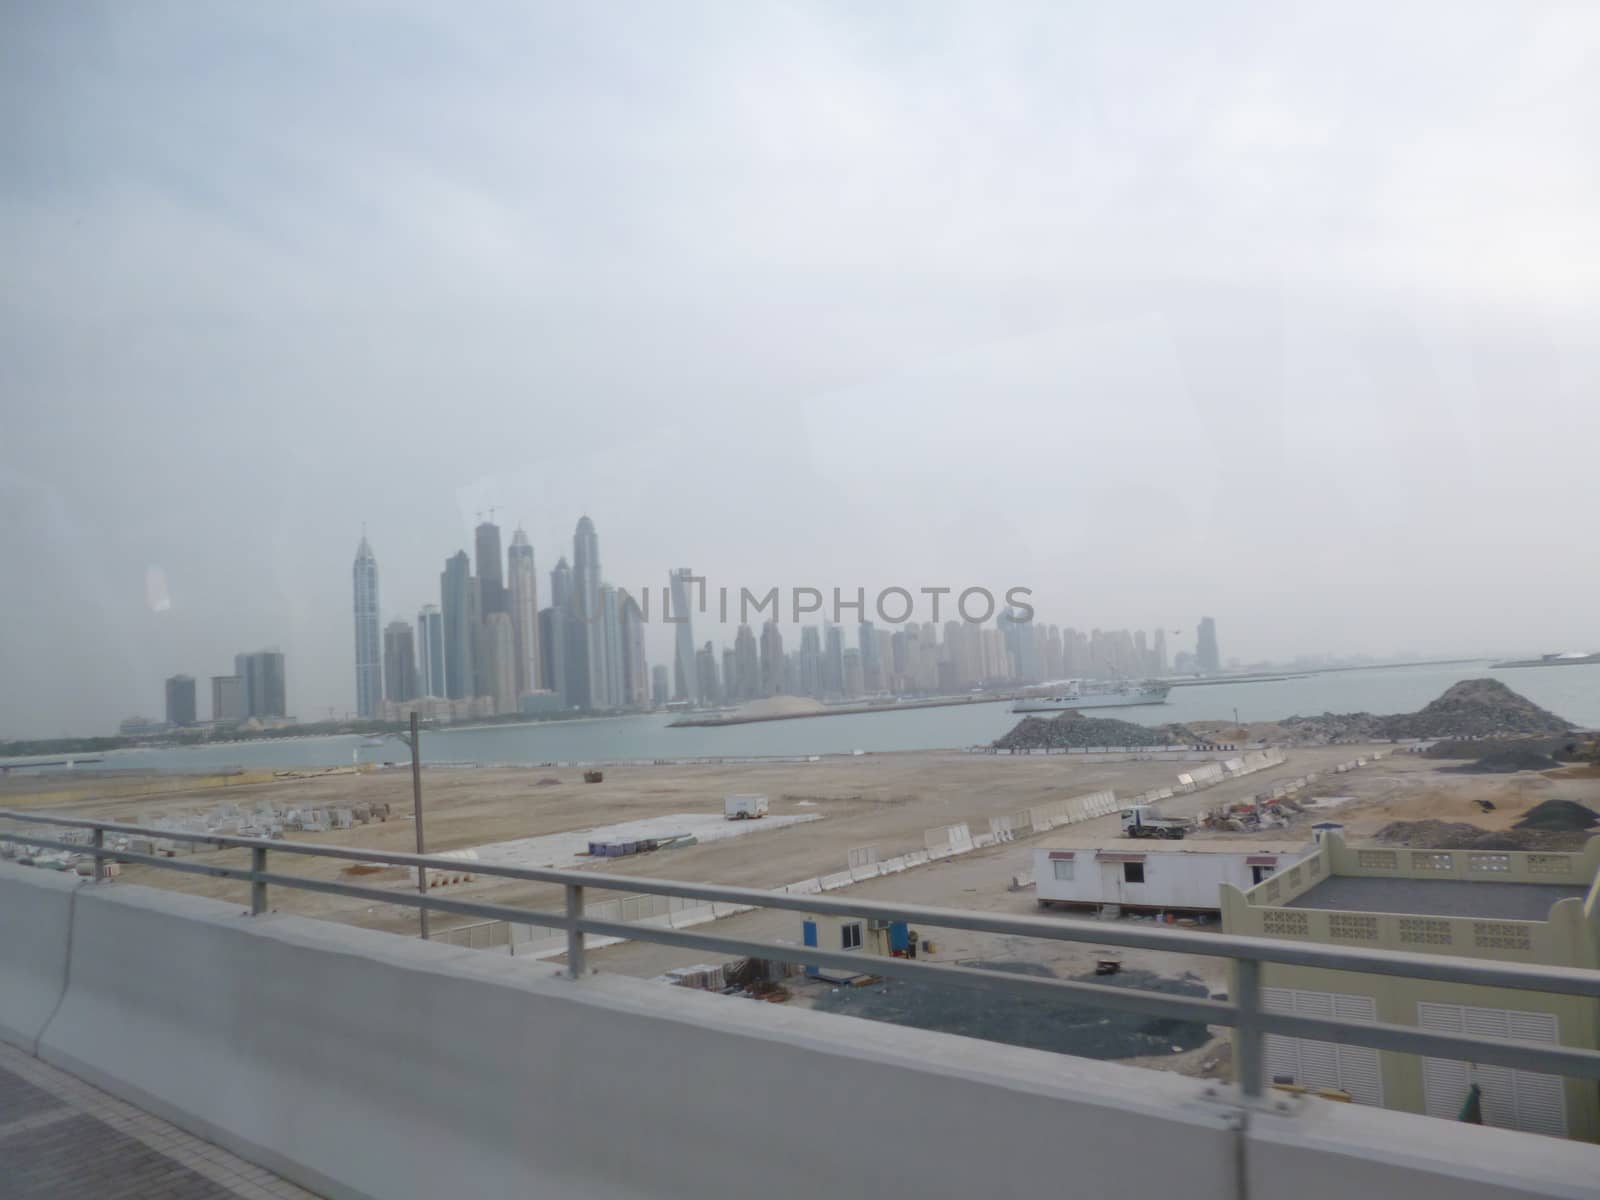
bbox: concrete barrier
[0,862,80,1049]
[3,868,1591,1200]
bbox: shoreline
[668,694,1018,728]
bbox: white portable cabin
[724,794,769,819]
[1034,837,1314,913]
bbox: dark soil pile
[1512,799,1600,832]
[811,964,1212,1060]
[1440,748,1564,774]
[993,715,1203,751]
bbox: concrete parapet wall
[0,863,79,1048]
[1,865,1593,1199]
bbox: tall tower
[507,528,540,701]
[600,584,624,709]
[669,568,698,702]
[417,605,445,697]
[353,535,383,718]
[1197,617,1220,675]
[383,620,418,704]
[440,551,477,699]
[620,589,648,707]
[475,519,506,617]
[573,517,607,709]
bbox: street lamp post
[394,711,428,940]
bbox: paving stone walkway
[0,1041,321,1199]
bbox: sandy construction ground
[3,744,1421,935]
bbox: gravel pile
[1372,819,1592,851]
[993,714,1202,751]
[812,963,1212,1060]
[1277,680,1575,745]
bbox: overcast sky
[3,2,1597,736]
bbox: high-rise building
[487,611,518,713]
[733,624,759,701]
[475,520,506,617]
[669,568,698,703]
[1153,628,1168,675]
[822,624,844,695]
[164,675,196,726]
[695,641,720,704]
[857,621,880,692]
[538,607,567,705]
[874,629,894,692]
[599,584,624,709]
[573,517,606,711]
[234,650,286,719]
[842,649,863,699]
[650,664,669,706]
[620,590,648,707]
[759,621,785,695]
[1197,617,1220,675]
[210,675,244,723]
[417,605,445,698]
[798,626,822,697]
[507,529,540,701]
[722,648,737,700]
[440,551,477,700]
[353,535,383,718]
[383,620,418,704]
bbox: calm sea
[19,662,1600,772]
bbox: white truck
[1120,804,1190,839]
[724,794,769,820]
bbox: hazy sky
[3,3,1598,736]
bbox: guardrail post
[92,827,106,883]
[1235,957,1264,1099]
[566,884,585,979]
[250,846,268,915]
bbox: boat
[1011,680,1171,713]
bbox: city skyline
[335,515,1218,725]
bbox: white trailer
[724,794,769,820]
[1034,837,1314,913]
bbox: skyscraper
[475,520,506,617]
[857,621,879,692]
[695,641,720,704]
[668,567,697,703]
[353,535,383,718]
[650,664,669,706]
[722,648,737,701]
[599,584,623,709]
[164,675,196,726]
[759,621,785,695]
[210,675,244,723]
[798,626,821,697]
[440,551,476,700]
[507,528,540,701]
[1197,617,1220,675]
[822,623,844,695]
[234,651,286,719]
[538,607,567,705]
[573,517,606,710]
[733,624,759,701]
[383,620,418,704]
[417,605,445,697]
[481,611,517,713]
[1153,628,1168,675]
[620,589,648,707]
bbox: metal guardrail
[3,808,1599,1100]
